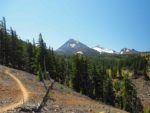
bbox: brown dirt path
[0,65,128,113]
[0,70,29,113]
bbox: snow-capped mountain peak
[56,39,139,55]
[56,39,99,55]
[120,48,138,54]
[92,45,116,54]
[57,38,87,50]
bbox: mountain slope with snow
[56,39,139,55]
[56,39,99,56]
[120,48,138,54]
[92,45,117,54]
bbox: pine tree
[92,65,104,100]
[57,57,66,84]
[71,55,82,92]
[36,33,47,72]
[47,47,57,80]
[25,40,34,72]
[123,75,143,113]
[0,22,4,64]
[114,80,124,109]
[103,77,115,106]
[2,17,7,35]
[0,17,6,64]
[118,63,123,79]
[37,65,43,81]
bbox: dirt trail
[0,65,128,113]
[0,70,29,113]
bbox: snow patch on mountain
[120,48,138,54]
[120,51,124,54]
[70,43,76,48]
[76,51,83,54]
[93,45,116,54]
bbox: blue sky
[1,0,150,51]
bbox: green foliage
[122,75,143,113]
[71,55,90,95]
[0,17,147,113]
[144,107,150,113]
[37,65,43,81]
[103,77,115,105]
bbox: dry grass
[0,65,128,113]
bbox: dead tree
[36,56,55,112]
[36,81,55,112]
[41,73,48,90]
[19,57,55,113]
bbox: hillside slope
[0,65,128,113]
[132,76,150,109]
[0,70,29,112]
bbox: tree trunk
[36,81,55,112]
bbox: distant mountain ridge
[92,45,117,54]
[56,39,139,55]
[56,39,99,56]
[120,48,138,54]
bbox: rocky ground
[0,65,128,113]
[132,76,150,109]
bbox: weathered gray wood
[36,81,55,112]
